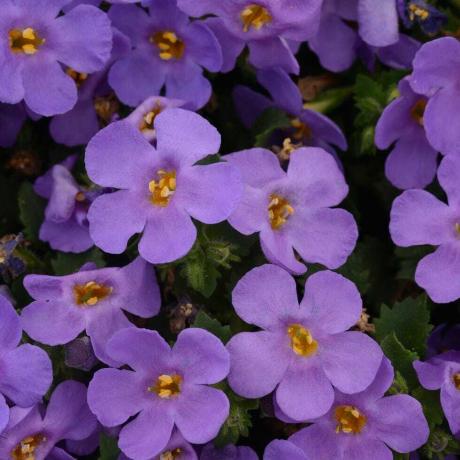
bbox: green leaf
[412,386,444,428]
[252,107,290,147]
[98,433,120,460]
[380,333,419,389]
[181,248,220,298]
[51,248,106,275]
[375,296,432,356]
[18,182,45,241]
[193,310,232,344]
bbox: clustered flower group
[0,0,457,459]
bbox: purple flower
[124,95,186,143]
[0,0,112,116]
[0,103,27,147]
[289,358,429,459]
[87,327,230,460]
[34,155,95,253]
[390,155,460,303]
[375,77,438,190]
[0,296,52,434]
[226,147,357,274]
[233,68,347,156]
[410,37,460,156]
[118,429,198,460]
[64,336,98,372]
[85,109,242,264]
[427,324,460,358]
[21,256,161,366]
[264,440,308,460]
[177,0,322,74]
[108,0,222,109]
[398,0,447,35]
[49,28,131,147]
[201,443,257,460]
[414,352,460,438]
[358,0,399,47]
[0,380,98,459]
[227,265,383,421]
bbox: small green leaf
[181,249,220,298]
[381,333,419,389]
[98,433,120,460]
[51,248,106,275]
[252,107,290,147]
[375,296,432,356]
[18,182,45,241]
[193,311,232,344]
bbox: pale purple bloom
[375,77,437,190]
[0,0,112,116]
[0,103,27,147]
[21,257,161,366]
[85,109,242,264]
[34,155,95,253]
[410,37,460,156]
[414,351,460,438]
[227,265,383,421]
[118,430,198,460]
[88,327,230,460]
[233,68,347,155]
[124,95,186,143]
[49,28,131,147]
[0,381,97,460]
[0,296,52,434]
[358,0,399,47]
[289,357,429,459]
[201,443,258,460]
[108,0,222,109]
[226,147,357,274]
[390,155,460,303]
[177,0,322,74]
[264,440,308,460]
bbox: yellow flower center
[410,99,427,127]
[66,68,88,87]
[240,4,272,32]
[139,103,163,133]
[453,372,460,390]
[11,434,46,460]
[160,448,182,460]
[149,374,182,399]
[335,405,367,434]
[73,281,112,307]
[268,194,294,230]
[149,170,176,207]
[291,118,312,141]
[408,3,430,21]
[287,324,318,357]
[151,31,185,60]
[9,28,45,55]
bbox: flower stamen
[335,405,367,434]
[140,103,163,133]
[240,4,272,32]
[268,194,294,229]
[9,28,45,54]
[149,170,177,207]
[66,68,88,87]
[287,324,318,357]
[11,434,46,460]
[151,31,185,60]
[453,372,460,390]
[149,374,182,399]
[73,281,112,306]
[291,118,312,141]
[160,448,182,460]
[410,99,427,127]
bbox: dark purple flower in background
[64,336,98,372]
[375,77,437,190]
[0,0,112,116]
[21,257,161,366]
[233,68,347,156]
[410,37,460,156]
[49,28,131,147]
[108,0,222,109]
[34,155,95,253]
[88,328,230,460]
[290,358,429,459]
[201,443,258,460]
[85,109,242,264]
[0,296,52,434]
[427,324,460,358]
[0,381,98,460]
[398,0,447,35]
[178,0,322,74]
[119,429,198,460]
[0,103,27,147]
[414,351,460,438]
[124,95,186,143]
[390,155,460,303]
[264,440,308,460]
[227,265,382,421]
[226,147,357,274]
